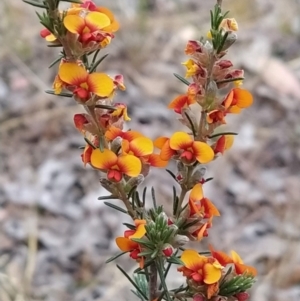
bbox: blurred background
[1,0,300,300]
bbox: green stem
[156,258,172,301]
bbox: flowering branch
[23,0,257,300]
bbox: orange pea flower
[105,126,142,142]
[155,132,214,164]
[189,184,220,218]
[122,137,154,158]
[168,95,193,114]
[178,249,223,285]
[209,246,257,276]
[58,62,114,101]
[182,59,205,78]
[90,149,141,182]
[213,135,234,154]
[111,103,131,121]
[64,10,113,47]
[116,220,146,268]
[223,88,253,113]
[168,84,199,113]
[40,28,57,42]
[71,1,119,33]
[121,136,168,168]
[207,88,253,124]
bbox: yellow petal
[130,137,154,157]
[227,105,241,114]
[181,249,204,270]
[103,20,120,32]
[117,155,141,177]
[64,15,85,34]
[147,154,168,168]
[59,63,87,85]
[189,184,204,202]
[168,95,188,110]
[123,131,143,142]
[202,198,220,217]
[85,11,111,30]
[116,237,137,252]
[90,148,117,169]
[225,135,234,150]
[170,132,193,150]
[203,263,222,284]
[160,140,175,161]
[45,33,57,42]
[87,73,114,97]
[129,224,146,239]
[235,263,257,276]
[192,141,214,164]
[154,137,169,149]
[233,88,253,108]
[231,250,243,264]
[209,245,233,266]
[105,126,123,141]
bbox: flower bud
[125,175,145,192]
[99,177,115,193]
[235,292,250,301]
[162,244,174,257]
[221,32,237,51]
[111,136,123,153]
[157,212,168,224]
[172,234,189,248]
[193,294,205,301]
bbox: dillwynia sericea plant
[23,0,257,300]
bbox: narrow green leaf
[98,195,118,200]
[173,186,178,216]
[123,223,136,230]
[23,0,48,8]
[131,238,154,249]
[156,259,172,301]
[91,49,101,65]
[106,251,128,263]
[142,187,147,207]
[45,90,73,97]
[133,259,155,273]
[103,202,127,214]
[131,290,145,301]
[61,0,83,3]
[95,104,117,110]
[159,250,179,290]
[90,53,109,72]
[173,73,190,86]
[182,219,199,230]
[167,256,183,265]
[184,112,196,137]
[116,265,149,300]
[48,55,63,68]
[166,169,177,182]
[217,31,229,54]
[216,77,244,85]
[204,177,214,183]
[209,132,238,139]
[84,137,96,149]
[151,187,157,209]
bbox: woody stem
[149,263,158,301]
[115,183,136,219]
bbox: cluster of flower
[34,0,257,300]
